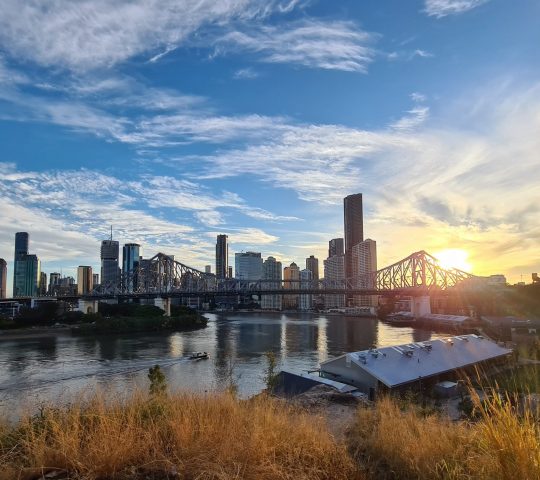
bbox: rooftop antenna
[110,225,113,241]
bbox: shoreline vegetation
[0,381,538,480]
[0,303,207,336]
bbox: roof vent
[404,350,414,357]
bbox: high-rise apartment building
[344,193,364,305]
[261,256,282,310]
[39,271,47,296]
[283,262,300,310]
[205,265,212,274]
[216,234,228,279]
[101,239,120,289]
[351,239,378,307]
[328,238,344,258]
[299,269,313,311]
[12,233,40,297]
[323,254,345,308]
[228,266,233,278]
[49,272,61,295]
[235,252,263,280]
[306,255,319,281]
[77,266,93,295]
[344,193,363,278]
[0,259,7,299]
[14,232,29,259]
[122,243,140,292]
[92,273,99,287]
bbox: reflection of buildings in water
[325,316,378,357]
[316,316,328,364]
[237,319,282,356]
[284,315,319,354]
[280,314,287,358]
[168,334,184,357]
[412,328,433,343]
[96,336,120,361]
[214,314,237,370]
[7,336,59,372]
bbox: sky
[0,0,539,292]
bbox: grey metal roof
[320,334,511,388]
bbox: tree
[263,351,280,392]
[148,365,167,396]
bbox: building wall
[323,254,345,308]
[101,240,119,288]
[305,255,319,281]
[235,252,263,280]
[215,234,228,279]
[262,256,282,310]
[328,238,344,257]
[283,263,300,309]
[320,356,379,393]
[122,243,140,292]
[77,266,93,295]
[0,259,7,299]
[351,239,377,307]
[14,255,40,297]
[299,269,313,310]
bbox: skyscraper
[216,234,228,279]
[14,254,40,297]
[328,238,344,258]
[39,271,47,296]
[283,262,300,310]
[323,254,345,308]
[49,272,61,295]
[14,232,29,259]
[262,256,282,310]
[101,239,120,290]
[12,233,40,297]
[351,239,378,307]
[122,243,140,292]
[0,259,7,299]
[299,268,313,311]
[93,273,99,287]
[235,252,263,280]
[344,193,363,278]
[306,255,319,281]
[77,266,93,295]
[205,265,212,274]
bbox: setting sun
[434,249,472,272]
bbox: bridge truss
[91,250,479,298]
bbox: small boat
[385,312,416,326]
[189,352,209,360]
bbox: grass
[349,391,540,479]
[0,391,359,480]
[1,379,539,479]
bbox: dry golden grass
[0,391,359,480]
[349,393,540,480]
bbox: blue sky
[0,0,539,291]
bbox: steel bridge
[81,250,480,299]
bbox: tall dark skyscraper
[14,232,29,259]
[0,258,7,299]
[344,193,364,282]
[328,238,344,258]
[101,239,120,289]
[216,234,228,279]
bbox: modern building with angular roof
[320,334,511,395]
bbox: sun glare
[434,249,472,272]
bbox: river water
[0,313,449,415]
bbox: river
[0,312,449,416]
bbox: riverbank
[0,326,73,341]
[0,387,538,480]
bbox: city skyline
[0,1,539,289]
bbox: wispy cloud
[215,20,376,72]
[0,0,303,71]
[424,0,490,18]
[233,67,259,79]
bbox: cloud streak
[424,0,490,18]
